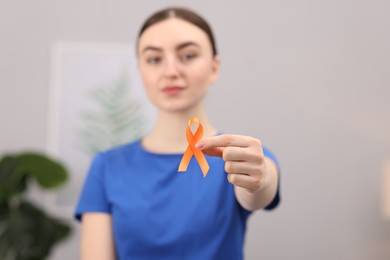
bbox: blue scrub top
[75,139,280,260]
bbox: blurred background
[1,0,389,259]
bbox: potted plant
[0,152,72,259]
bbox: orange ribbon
[178,117,210,177]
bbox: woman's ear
[209,55,221,84]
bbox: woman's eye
[181,53,197,62]
[146,56,161,64]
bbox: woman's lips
[162,86,184,95]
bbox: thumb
[196,140,224,158]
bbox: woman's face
[137,18,220,113]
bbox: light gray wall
[1,0,389,259]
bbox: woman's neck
[142,105,217,153]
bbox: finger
[224,161,263,176]
[227,173,262,193]
[222,146,264,162]
[196,134,253,150]
[202,147,224,158]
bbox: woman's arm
[197,134,279,211]
[234,157,279,211]
[81,213,116,260]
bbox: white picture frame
[45,42,155,217]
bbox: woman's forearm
[234,157,279,211]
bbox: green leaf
[79,71,147,156]
[15,153,68,189]
[0,201,71,259]
[0,156,29,204]
[0,152,71,259]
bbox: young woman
[75,7,280,260]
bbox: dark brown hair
[137,7,218,56]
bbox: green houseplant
[0,152,72,260]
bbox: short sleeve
[263,147,281,211]
[74,152,111,221]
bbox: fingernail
[195,141,205,149]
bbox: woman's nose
[162,57,180,77]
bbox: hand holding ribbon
[195,134,272,193]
